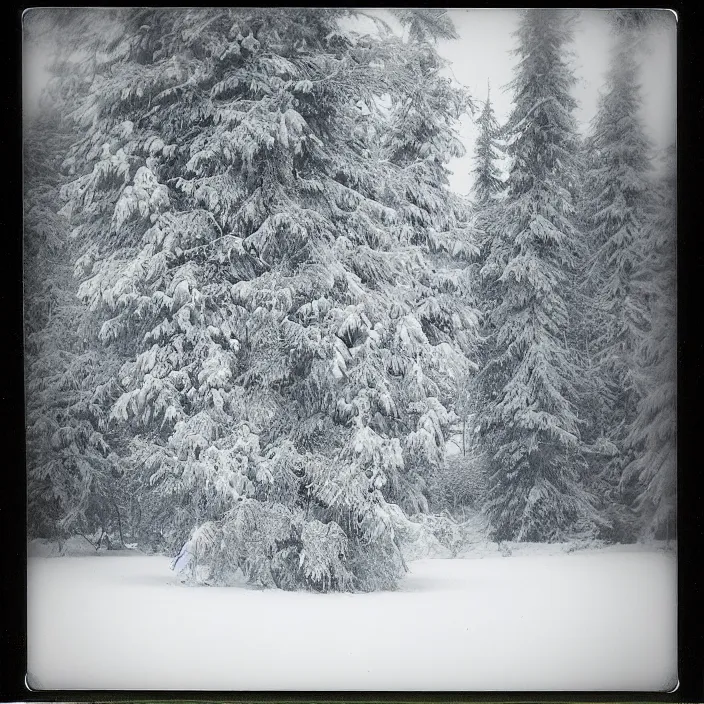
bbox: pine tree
[384,8,480,510]
[622,147,676,540]
[49,8,475,590]
[568,128,629,540]
[472,83,504,208]
[471,82,505,296]
[392,9,459,44]
[474,9,601,542]
[579,15,654,534]
[471,81,507,374]
[24,108,128,548]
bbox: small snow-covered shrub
[596,502,640,544]
[428,453,488,514]
[385,503,450,561]
[174,499,405,592]
[298,519,353,592]
[399,531,452,562]
[345,534,407,591]
[412,513,470,557]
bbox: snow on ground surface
[27,544,677,692]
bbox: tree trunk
[112,496,125,548]
[462,415,466,457]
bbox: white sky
[352,9,676,194]
[24,8,677,196]
[435,9,677,194]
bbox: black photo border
[3,2,702,702]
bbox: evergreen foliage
[472,84,504,208]
[391,9,458,43]
[25,113,128,546]
[622,147,676,539]
[471,82,507,372]
[474,9,602,542]
[24,8,677,580]
[384,7,482,511]
[428,452,488,515]
[578,19,655,538]
[40,7,478,590]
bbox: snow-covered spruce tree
[470,83,506,322]
[24,108,128,547]
[392,8,458,44]
[474,9,602,542]
[579,15,654,536]
[470,80,507,382]
[568,129,630,539]
[472,83,504,209]
[56,8,476,589]
[622,147,676,540]
[384,9,480,513]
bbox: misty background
[23,8,677,195]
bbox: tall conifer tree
[580,13,654,526]
[475,9,600,542]
[471,81,506,359]
[622,147,676,539]
[472,83,504,208]
[48,8,475,589]
[24,109,127,547]
[384,8,481,507]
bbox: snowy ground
[27,544,677,692]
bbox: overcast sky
[24,8,677,197]
[432,9,677,195]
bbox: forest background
[23,7,677,592]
